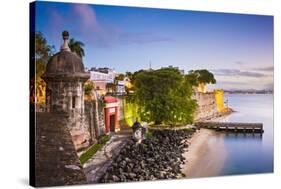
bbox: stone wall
[116,97,139,127]
[35,112,87,187]
[68,110,91,150]
[84,101,97,144]
[45,81,84,113]
[45,80,91,151]
[116,96,125,121]
[193,92,219,121]
[84,100,106,139]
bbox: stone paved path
[83,134,130,183]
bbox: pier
[195,122,264,133]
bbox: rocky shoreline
[99,129,195,183]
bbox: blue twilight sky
[34,1,274,90]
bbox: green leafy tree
[106,83,116,93]
[84,81,95,100]
[185,72,199,86]
[125,72,133,80]
[187,69,216,85]
[84,81,95,95]
[35,32,55,77]
[69,38,85,58]
[115,74,125,81]
[133,68,197,125]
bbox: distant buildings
[88,67,116,95]
[116,80,126,95]
[87,67,130,96]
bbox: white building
[89,67,116,83]
[116,80,126,95]
[88,67,116,95]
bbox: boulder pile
[99,129,195,183]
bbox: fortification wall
[84,100,106,140]
[193,92,218,121]
[35,112,87,186]
[193,90,229,121]
[117,97,140,127]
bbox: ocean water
[218,94,273,175]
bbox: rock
[99,129,195,183]
[140,160,145,169]
[124,157,131,162]
[112,175,120,182]
[119,160,126,168]
[128,173,137,179]
[65,165,81,170]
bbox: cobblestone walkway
[83,134,130,183]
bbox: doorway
[109,115,115,132]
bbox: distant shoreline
[225,92,273,95]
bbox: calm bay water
[218,94,273,175]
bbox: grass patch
[183,128,196,133]
[79,135,111,165]
[98,135,111,145]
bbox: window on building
[72,96,76,109]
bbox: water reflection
[224,132,263,139]
[218,94,273,175]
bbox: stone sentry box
[42,31,91,150]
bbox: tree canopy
[187,69,216,86]
[115,74,125,81]
[35,32,55,78]
[133,68,197,125]
[84,81,95,101]
[31,32,55,104]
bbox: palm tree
[32,32,54,105]
[69,38,85,58]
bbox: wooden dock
[195,122,264,133]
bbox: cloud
[234,61,244,65]
[209,79,273,90]
[72,4,99,31]
[119,32,173,44]
[253,66,274,72]
[211,69,268,78]
[46,4,173,48]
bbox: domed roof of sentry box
[43,31,90,81]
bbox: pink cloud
[44,4,173,48]
[72,4,100,32]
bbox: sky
[34,1,274,90]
